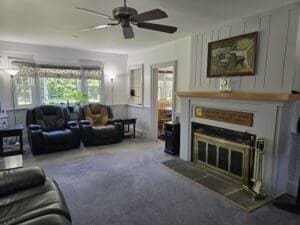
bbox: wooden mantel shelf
[176,91,300,101]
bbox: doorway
[151,61,177,140]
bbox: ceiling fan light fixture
[76,0,178,39]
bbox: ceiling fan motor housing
[113,7,137,27]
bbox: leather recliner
[0,167,71,225]
[26,105,81,155]
[79,104,124,146]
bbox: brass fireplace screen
[193,133,253,185]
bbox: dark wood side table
[114,118,137,138]
[0,125,24,157]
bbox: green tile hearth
[162,159,271,212]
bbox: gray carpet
[24,138,300,225]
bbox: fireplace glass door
[193,133,251,183]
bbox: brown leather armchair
[79,104,124,146]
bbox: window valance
[38,65,82,79]
[12,61,36,77]
[82,66,102,80]
[11,61,103,79]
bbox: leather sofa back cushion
[34,106,65,131]
[0,167,46,197]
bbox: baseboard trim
[136,129,152,139]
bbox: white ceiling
[0,0,298,54]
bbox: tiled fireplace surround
[179,96,300,196]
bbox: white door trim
[150,60,177,140]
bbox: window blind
[82,66,102,80]
[11,61,36,77]
[37,65,82,79]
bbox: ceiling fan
[76,0,178,39]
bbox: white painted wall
[127,37,191,136]
[128,37,192,107]
[294,14,300,92]
[0,40,128,110]
[190,3,300,93]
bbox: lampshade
[5,69,19,76]
[107,74,116,80]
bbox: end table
[0,124,24,157]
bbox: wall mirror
[128,64,144,106]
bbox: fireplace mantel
[176,91,300,101]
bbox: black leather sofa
[26,105,81,155]
[0,167,71,225]
[79,104,124,146]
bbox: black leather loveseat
[0,167,71,225]
[26,105,81,155]
[79,104,124,146]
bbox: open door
[151,61,177,140]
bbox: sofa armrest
[28,124,42,131]
[67,121,81,148]
[79,120,92,126]
[79,120,93,146]
[0,167,46,196]
[66,120,78,128]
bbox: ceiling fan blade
[122,26,134,39]
[131,9,168,22]
[137,22,177,33]
[80,24,112,32]
[76,7,115,20]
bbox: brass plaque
[195,107,253,127]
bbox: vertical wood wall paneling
[189,4,298,93]
[190,34,198,89]
[196,34,203,89]
[209,29,219,89]
[282,8,298,91]
[264,8,290,90]
[200,31,213,89]
[240,16,261,90]
[230,21,246,90]
[255,14,271,90]
[216,26,231,89]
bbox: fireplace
[191,123,265,199]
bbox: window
[40,77,81,104]
[129,65,143,106]
[12,61,36,107]
[11,61,103,106]
[15,76,34,106]
[39,67,82,104]
[87,79,101,102]
[83,67,102,103]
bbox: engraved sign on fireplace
[195,107,254,127]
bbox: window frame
[10,60,104,108]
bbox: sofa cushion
[34,106,65,131]
[0,179,71,225]
[92,124,117,139]
[85,104,109,126]
[17,214,71,225]
[43,129,72,146]
[0,167,46,197]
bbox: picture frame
[207,32,258,77]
